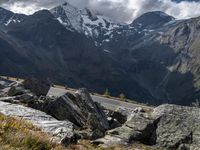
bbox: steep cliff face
[151,16,200,104]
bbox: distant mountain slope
[0,8,151,102]
[50,2,121,44]
[1,4,200,105]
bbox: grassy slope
[0,113,65,150]
[0,113,158,150]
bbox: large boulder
[74,88,109,131]
[95,104,200,149]
[94,111,156,146]
[0,101,75,146]
[23,78,50,96]
[31,88,109,139]
[108,110,127,124]
[7,86,26,96]
[46,94,86,127]
[152,104,200,149]
[0,77,13,89]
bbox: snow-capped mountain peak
[50,2,120,38]
[50,2,82,31]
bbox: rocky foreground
[0,77,200,150]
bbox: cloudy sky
[1,0,200,23]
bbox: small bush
[119,93,126,101]
[104,88,111,97]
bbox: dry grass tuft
[0,113,65,150]
[0,113,159,150]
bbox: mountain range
[1,2,200,105]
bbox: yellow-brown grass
[0,113,65,150]
[0,113,158,150]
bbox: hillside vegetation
[0,113,66,150]
[0,113,157,150]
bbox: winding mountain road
[0,76,152,111]
[47,87,152,111]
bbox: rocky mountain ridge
[1,3,200,105]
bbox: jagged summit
[50,2,82,31]
[50,2,119,38]
[81,8,98,21]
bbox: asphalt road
[0,76,151,111]
[47,87,151,111]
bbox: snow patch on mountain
[51,2,120,38]
[4,15,22,26]
[50,3,178,48]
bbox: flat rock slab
[0,101,74,144]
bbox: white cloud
[127,0,200,21]
[2,2,44,14]
[1,0,200,23]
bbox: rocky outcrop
[7,86,26,96]
[2,78,49,98]
[153,104,200,149]
[0,78,109,140]
[95,104,200,150]
[0,101,75,146]
[0,77,13,87]
[74,89,109,130]
[5,78,50,103]
[94,111,156,146]
[2,78,200,149]
[22,78,50,96]
[29,88,109,139]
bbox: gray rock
[0,96,19,104]
[0,77,13,88]
[96,104,200,149]
[152,104,200,149]
[46,94,86,127]
[134,107,145,113]
[0,89,8,97]
[5,78,49,103]
[108,110,127,124]
[15,93,35,103]
[107,117,121,129]
[32,88,109,139]
[74,88,109,131]
[94,112,156,146]
[0,101,75,146]
[75,128,104,140]
[0,86,12,97]
[23,78,50,96]
[7,86,26,96]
